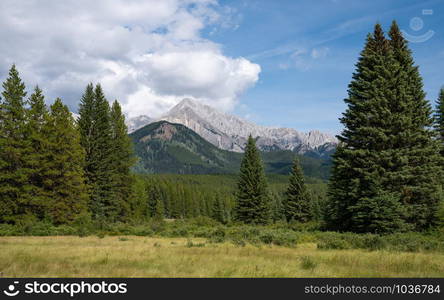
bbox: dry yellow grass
[0,236,443,277]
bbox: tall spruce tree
[327,23,442,233]
[234,135,271,224]
[46,99,88,224]
[388,21,442,229]
[110,100,135,220]
[283,158,312,222]
[26,86,52,219]
[0,65,33,223]
[78,84,116,222]
[93,84,117,221]
[435,87,444,156]
[77,83,96,178]
[326,26,394,232]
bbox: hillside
[130,121,332,179]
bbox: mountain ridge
[127,98,337,157]
[130,120,332,179]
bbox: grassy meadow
[1,236,443,277]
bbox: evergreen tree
[147,184,164,219]
[327,23,442,232]
[25,86,52,220]
[110,100,136,220]
[154,196,165,221]
[435,87,444,156]
[78,84,116,222]
[212,193,225,223]
[77,83,95,174]
[388,21,442,229]
[0,65,32,223]
[234,135,271,224]
[148,184,162,217]
[270,190,284,222]
[77,83,96,213]
[46,98,88,224]
[283,158,312,222]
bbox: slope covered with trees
[131,120,332,179]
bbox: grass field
[1,236,443,277]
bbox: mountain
[130,120,332,179]
[127,98,337,157]
[126,115,153,133]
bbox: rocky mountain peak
[126,98,338,156]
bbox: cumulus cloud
[0,0,260,118]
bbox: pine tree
[147,184,164,220]
[154,196,165,221]
[46,98,88,224]
[435,87,444,156]
[388,21,442,229]
[147,184,159,217]
[0,65,33,223]
[25,86,52,220]
[326,26,392,232]
[327,23,442,232]
[283,158,312,222]
[212,193,225,223]
[77,83,95,170]
[110,100,136,220]
[78,84,116,222]
[234,135,271,224]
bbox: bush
[230,237,246,247]
[361,235,387,251]
[317,234,351,250]
[300,256,317,270]
[207,227,226,243]
[259,231,274,245]
[188,216,219,227]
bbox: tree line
[0,65,134,225]
[1,20,443,233]
[232,22,444,233]
[0,64,321,228]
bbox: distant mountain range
[130,120,332,179]
[126,98,338,158]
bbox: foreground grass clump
[0,236,443,277]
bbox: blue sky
[206,0,444,134]
[0,0,442,135]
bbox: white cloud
[311,47,330,59]
[0,0,260,118]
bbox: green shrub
[259,231,274,245]
[317,235,351,250]
[362,235,387,251]
[230,237,246,247]
[300,256,317,270]
[188,216,219,227]
[207,227,226,243]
